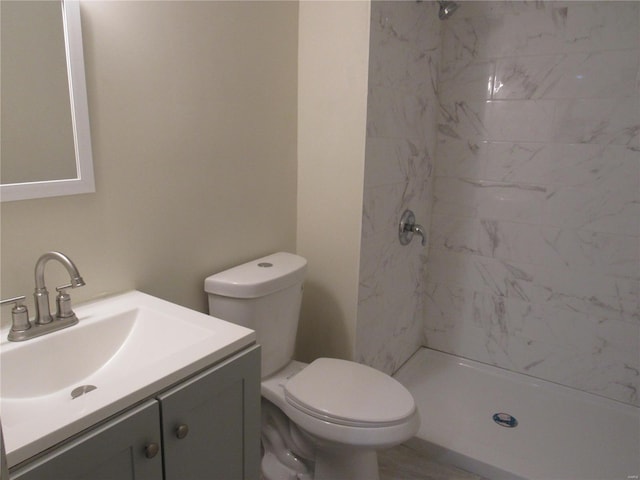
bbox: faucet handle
[0,295,26,307]
[55,284,77,320]
[1,296,31,334]
[398,209,428,247]
[55,283,73,292]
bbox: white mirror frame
[1,0,95,202]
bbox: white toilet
[204,252,419,480]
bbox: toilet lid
[284,358,416,427]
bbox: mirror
[1,0,94,202]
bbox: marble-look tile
[534,228,639,279]
[444,1,538,21]
[371,1,441,53]
[493,54,566,100]
[369,1,440,93]
[494,50,639,100]
[439,15,488,70]
[433,177,546,223]
[542,291,639,326]
[426,249,638,324]
[368,86,438,140]
[440,6,563,67]
[357,232,427,374]
[477,220,639,278]
[423,283,640,405]
[532,261,638,306]
[425,251,535,302]
[362,180,431,242]
[434,137,487,179]
[552,97,640,147]
[358,175,433,373]
[484,143,638,190]
[424,282,473,338]
[486,100,556,142]
[358,0,440,375]
[476,220,550,265]
[364,136,433,189]
[439,61,494,102]
[519,320,640,406]
[562,1,640,54]
[437,100,489,143]
[429,214,480,256]
[543,182,639,236]
[440,1,639,68]
[511,145,640,235]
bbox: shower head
[438,0,458,20]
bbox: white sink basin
[0,290,255,467]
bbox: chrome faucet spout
[34,252,85,325]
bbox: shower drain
[492,412,518,428]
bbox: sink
[0,290,255,467]
[2,309,135,399]
[2,306,213,399]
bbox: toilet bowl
[205,252,419,480]
[261,359,420,480]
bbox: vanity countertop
[0,290,255,467]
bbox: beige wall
[296,1,370,362]
[0,1,299,326]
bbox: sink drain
[493,412,518,428]
[71,385,97,399]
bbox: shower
[438,0,458,19]
[363,0,639,477]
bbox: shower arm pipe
[437,0,458,20]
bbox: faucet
[0,252,85,341]
[34,251,85,325]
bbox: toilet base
[315,447,379,480]
[261,398,382,480]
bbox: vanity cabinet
[9,400,162,480]
[9,345,260,480]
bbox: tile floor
[379,440,488,480]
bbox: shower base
[393,348,640,480]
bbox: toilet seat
[262,359,420,449]
[284,358,416,428]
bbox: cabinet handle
[144,442,160,459]
[176,424,189,439]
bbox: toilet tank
[204,252,307,377]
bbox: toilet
[204,252,419,480]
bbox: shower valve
[399,209,427,246]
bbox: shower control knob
[399,209,427,246]
[176,424,189,439]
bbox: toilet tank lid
[204,252,307,298]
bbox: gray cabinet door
[10,400,162,480]
[158,345,260,480]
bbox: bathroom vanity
[1,291,261,480]
[9,346,260,480]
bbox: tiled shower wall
[356,1,441,374]
[425,1,639,406]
